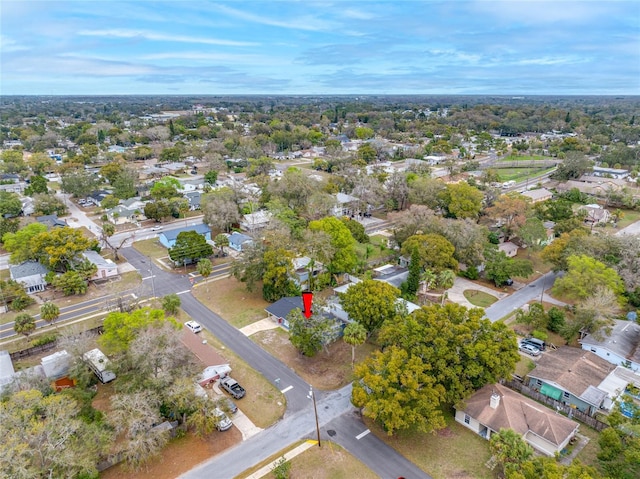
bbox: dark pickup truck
[220,376,246,399]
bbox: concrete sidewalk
[446,277,507,309]
[243,441,317,479]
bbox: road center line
[280,386,293,393]
[176,290,191,295]
[355,429,370,440]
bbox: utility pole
[308,386,321,447]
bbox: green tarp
[540,383,563,400]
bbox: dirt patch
[252,328,377,390]
[100,429,241,479]
[437,427,454,437]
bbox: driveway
[58,193,102,235]
[447,277,508,309]
[616,219,640,236]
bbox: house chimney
[490,392,501,409]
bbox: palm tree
[40,302,60,327]
[197,258,213,292]
[14,313,36,337]
[436,269,456,290]
[342,322,367,368]
[420,269,437,293]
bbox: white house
[9,261,48,293]
[240,210,272,232]
[581,320,640,372]
[498,241,519,258]
[456,384,579,457]
[82,250,119,281]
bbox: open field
[132,238,169,259]
[498,167,555,182]
[498,154,549,162]
[364,408,496,479]
[192,276,269,329]
[251,442,379,479]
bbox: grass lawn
[355,235,395,264]
[192,276,269,329]
[463,289,498,307]
[498,154,548,162]
[574,425,603,471]
[252,327,378,390]
[252,441,379,479]
[603,208,640,232]
[497,167,555,182]
[513,356,536,379]
[132,238,168,259]
[364,408,496,479]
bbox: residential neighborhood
[1,94,639,479]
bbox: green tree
[214,233,229,256]
[14,312,36,337]
[99,307,179,354]
[2,222,48,263]
[484,247,533,286]
[24,174,48,196]
[380,304,519,405]
[486,194,531,240]
[169,230,213,266]
[436,269,456,290]
[489,428,534,476]
[0,389,111,479]
[196,258,213,291]
[340,217,369,243]
[204,170,218,185]
[517,217,547,251]
[40,301,60,327]
[438,182,483,219]
[202,187,242,232]
[33,192,67,216]
[401,250,421,299]
[162,293,181,315]
[288,308,337,357]
[150,177,180,200]
[552,255,625,300]
[144,199,173,222]
[400,233,458,273]
[29,226,99,272]
[112,166,138,199]
[342,321,367,368]
[0,279,34,311]
[101,194,120,210]
[51,270,89,295]
[357,143,377,163]
[352,346,447,435]
[0,191,22,217]
[0,217,19,244]
[339,279,401,334]
[60,170,98,197]
[262,247,300,302]
[308,216,358,277]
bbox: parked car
[151,225,163,231]
[519,343,541,356]
[185,321,202,334]
[219,397,238,414]
[220,376,246,399]
[504,278,514,286]
[521,337,546,351]
[212,407,233,431]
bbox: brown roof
[528,347,615,398]
[460,384,578,447]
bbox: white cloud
[215,4,336,32]
[77,29,258,47]
[472,0,622,24]
[0,35,28,52]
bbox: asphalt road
[483,271,560,322]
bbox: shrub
[531,330,548,341]
[31,334,58,347]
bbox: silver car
[519,343,541,356]
[213,407,233,431]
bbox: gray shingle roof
[265,297,304,320]
[160,223,210,242]
[9,261,48,279]
[581,319,640,365]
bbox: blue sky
[2,1,639,95]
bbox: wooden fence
[504,380,609,431]
[9,326,104,360]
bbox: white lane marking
[141,275,156,280]
[280,386,293,393]
[131,293,138,299]
[356,429,371,440]
[176,290,191,295]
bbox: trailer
[83,348,116,383]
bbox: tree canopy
[400,233,458,273]
[168,230,213,266]
[339,279,401,334]
[552,255,625,300]
[308,216,358,276]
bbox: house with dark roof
[264,296,346,337]
[527,347,616,416]
[37,214,68,228]
[9,261,48,293]
[184,191,201,211]
[158,223,211,248]
[455,383,579,457]
[228,232,253,252]
[87,190,110,207]
[581,320,640,372]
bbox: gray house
[9,261,48,293]
[527,347,615,416]
[158,224,211,248]
[228,232,253,252]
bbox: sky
[1,0,639,96]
